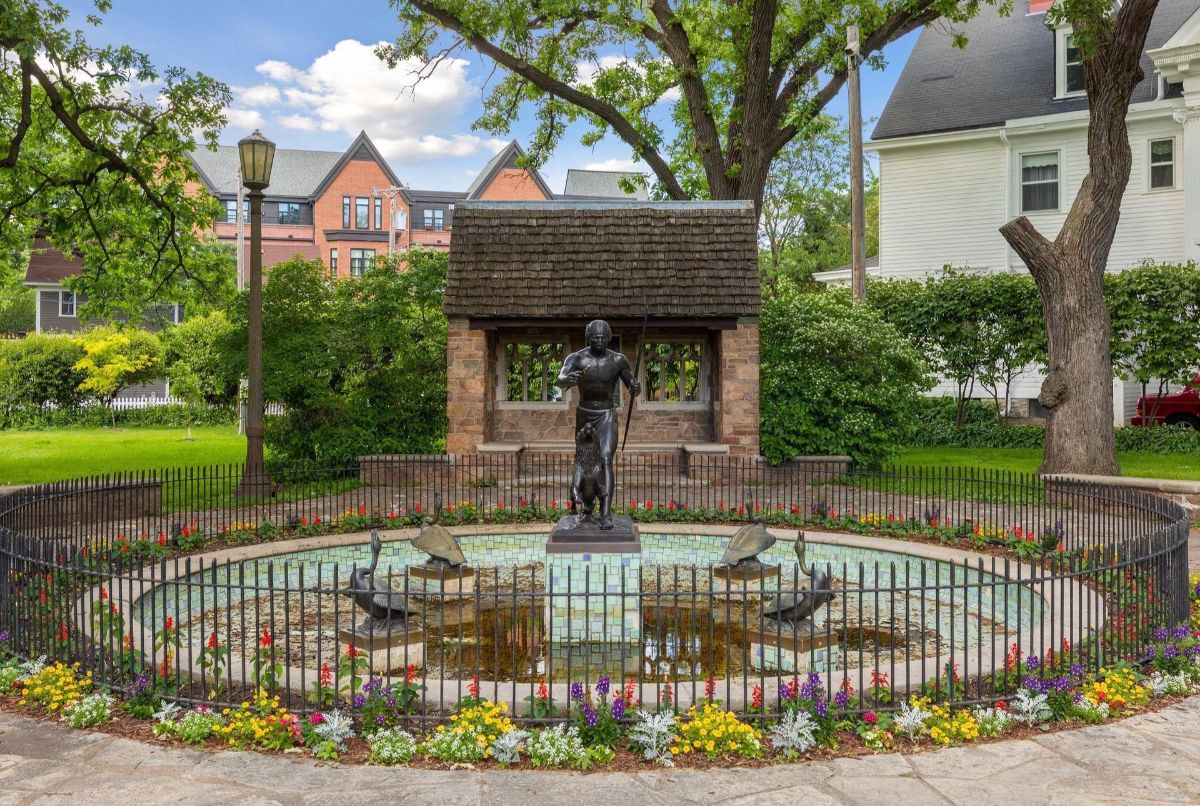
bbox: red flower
[344,642,359,658]
[737,506,745,516]
[313,514,321,524]
[863,711,878,725]
[165,616,175,632]
[791,504,800,515]
[415,503,423,514]
[100,586,109,601]
[870,669,890,688]
[497,501,505,510]
[629,500,637,510]
[387,509,397,519]
[645,499,653,509]
[320,663,332,687]
[717,500,725,510]
[181,525,191,538]
[406,664,418,685]
[259,628,272,647]
[300,516,308,526]
[994,700,1007,711]
[57,622,68,641]
[840,677,856,695]
[704,674,716,701]
[157,531,167,547]
[751,683,763,709]
[309,711,325,725]
[537,678,549,701]
[667,501,676,511]
[468,674,480,699]
[206,632,219,649]
[358,505,366,517]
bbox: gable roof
[873,0,1200,141]
[24,239,83,285]
[445,200,760,319]
[465,140,555,200]
[562,169,650,199]
[310,131,405,200]
[190,146,342,198]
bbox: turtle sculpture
[411,494,467,568]
[762,531,835,629]
[718,512,775,568]
[347,529,417,632]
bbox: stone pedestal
[338,625,425,674]
[546,515,641,645]
[407,564,475,594]
[712,564,780,595]
[746,623,838,675]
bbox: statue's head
[585,319,612,353]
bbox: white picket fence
[108,395,183,410]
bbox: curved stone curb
[3,697,1200,804]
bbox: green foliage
[0,332,87,424]
[0,248,34,334]
[3,403,234,430]
[868,270,1045,424]
[1106,262,1200,395]
[162,311,238,435]
[223,251,448,468]
[0,1,233,318]
[760,285,931,466]
[72,327,164,426]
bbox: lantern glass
[238,130,275,190]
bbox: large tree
[999,0,1160,475]
[380,0,998,210]
[0,0,232,319]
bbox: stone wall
[715,321,760,456]
[446,318,489,455]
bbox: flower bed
[3,575,1200,770]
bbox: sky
[60,0,918,194]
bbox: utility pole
[373,185,409,255]
[847,24,867,303]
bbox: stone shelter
[443,200,760,459]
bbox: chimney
[1028,0,1054,13]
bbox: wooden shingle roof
[445,201,760,320]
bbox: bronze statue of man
[556,319,640,529]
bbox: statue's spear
[621,310,649,452]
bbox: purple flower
[386,698,397,708]
[814,697,829,718]
[583,703,598,727]
[1147,646,1158,659]
[612,697,625,720]
[834,690,849,710]
[595,675,610,698]
[1173,625,1190,640]
[778,683,793,702]
[570,682,585,703]
[1154,627,1169,641]
[1069,663,1082,677]
[1166,644,1179,659]
[1025,655,1040,671]
[352,694,366,708]
[0,630,9,642]
[1073,692,1084,705]
[375,714,385,725]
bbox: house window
[424,208,444,230]
[349,248,375,277]
[1020,152,1059,212]
[59,291,76,317]
[374,197,383,229]
[277,202,301,224]
[1149,138,1175,190]
[1064,34,1084,94]
[223,200,238,223]
[342,196,351,228]
[503,341,565,403]
[329,248,339,277]
[355,197,369,229]
[642,341,703,403]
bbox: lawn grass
[893,447,1200,482]
[0,426,245,486]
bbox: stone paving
[3,698,1200,805]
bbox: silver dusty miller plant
[894,699,931,740]
[314,709,356,750]
[490,728,530,766]
[1010,689,1052,725]
[628,710,677,767]
[769,709,817,756]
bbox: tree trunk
[999,0,1159,476]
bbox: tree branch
[0,66,31,169]
[999,216,1061,285]
[405,0,686,198]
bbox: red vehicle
[1131,376,1200,429]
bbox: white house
[817,0,1200,423]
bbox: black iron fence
[0,456,1189,724]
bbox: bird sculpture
[411,494,467,568]
[762,531,835,629]
[347,529,417,632]
[718,512,775,568]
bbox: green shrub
[760,285,931,466]
[3,402,234,430]
[223,251,448,468]
[0,333,87,423]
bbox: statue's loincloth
[576,405,617,454]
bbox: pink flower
[309,712,325,725]
[863,711,878,725]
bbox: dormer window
[1056,28,1086,98]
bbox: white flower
[1147,671,1192,697]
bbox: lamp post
[237,130,275,499]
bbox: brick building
[443,200,761,458]
[26,135,646,314]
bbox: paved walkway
[3,698,1200,805]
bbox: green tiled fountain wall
[546,550,641,644]
[136,532,1043,649]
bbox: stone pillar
[716,321,760,456]
[446,318,488,455]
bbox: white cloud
[239,40,497,162]
[235,84,282,106]
[582,158,646,173]
[574,54,681,103]
[225,107,264,129]
[279,114,318,131]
